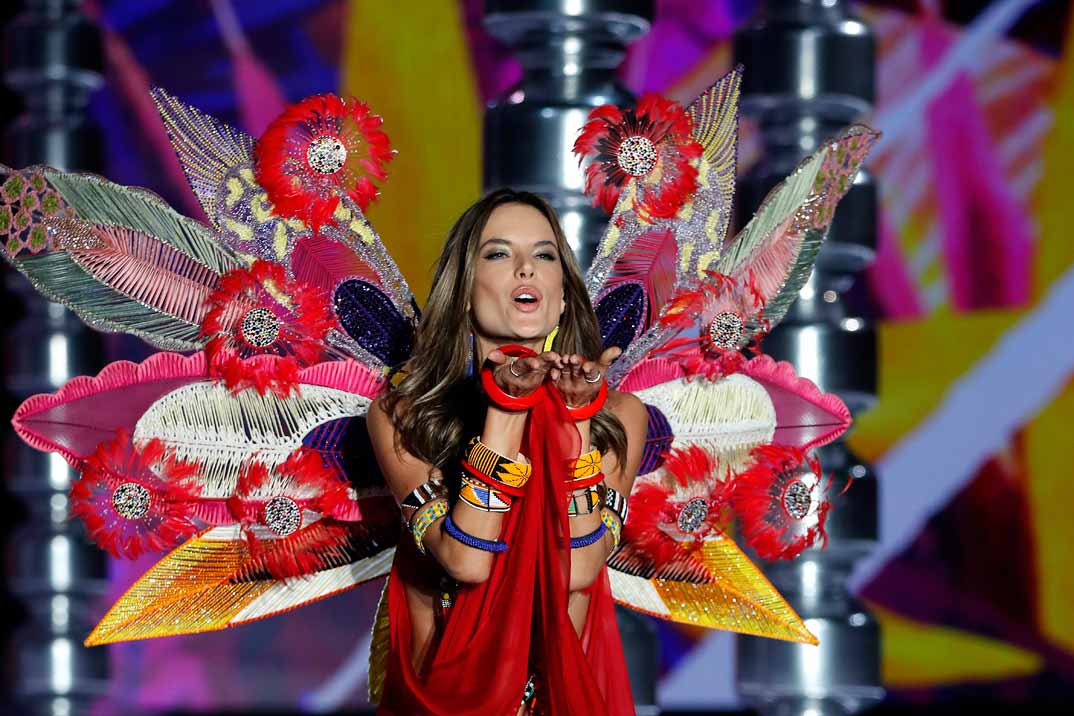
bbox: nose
[515,255,534,280]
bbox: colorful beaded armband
[570,448,601,479]
[566,482,604,517]
[600,509,622,551]
[603,485,629,525]
[443,513,508,553]
[570,521,607,549]
[565,448,604,490]
[410,499,449,554]
[399,476,448,525]
[463,437,530,495]
[459,472,513,513]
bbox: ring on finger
[583,369,602,384]
[509,357,525,378]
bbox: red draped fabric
[377,389,633,716]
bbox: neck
[474,335,545,363]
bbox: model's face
[470,203,566,353]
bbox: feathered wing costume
[2,63,875,692]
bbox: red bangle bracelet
[565,471,605,491]
[461,459,527,497]
[480,344,544,411]
[564,378,607,421]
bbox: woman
[368,188,648,716]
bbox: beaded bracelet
[569,521,607,549]
[564,448,604,490]
[399,476,448,526]
[442,513,509,553]
[569,448,601,480]
[410,499,449,554]
[600,509,622,551]
[464,437,531,494]
[458,472,513,513]
[603,485,629,525]
[566,483,604,517]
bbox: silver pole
[2,1,108,714]
[734,1,885,714]
[482,2,659,713]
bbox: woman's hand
[553,347,620,408]
[486,349,561,398]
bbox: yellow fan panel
[612,536,817,645]
[86,534,269,646]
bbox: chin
[517,323,556,341]
[505,316,553,339]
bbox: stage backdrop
[48,0,1074,711]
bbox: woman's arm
[567,390,648,592]
[368,398,530,584]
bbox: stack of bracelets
[398,344,629,557]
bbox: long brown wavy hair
[382,188,627,474]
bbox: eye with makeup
[481,248,558,261]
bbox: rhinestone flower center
[112,482,150,520]
[677,497,709,533]
[264,496,301,536]
[306,136,348,175]
[782,480,812,520]
[708,311,743,351]
[617,135,657,177]
[240,307,281,348]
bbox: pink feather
[606,227,679,328]
[291,235,381,295]
[740,355,852,451]
[59,220,220,324]
[13,353,386,467]
[730,214,799,304]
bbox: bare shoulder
[607,389,647,436]
[367,396,389,431]
[367,395,403,443]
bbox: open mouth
[512,287,542,304]
[512,286,542,311]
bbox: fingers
[516,356,546,376]
[598,346,622,370]
[537,351,561,374]
[489,348,620,396]
[554,353,580,380]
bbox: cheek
[471,263,500,301]
[470,264,506,328]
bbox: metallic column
[2,1,107,715]
[482,2,660,713]
[483,0,652,269]
[733,1,885,715]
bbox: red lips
[511,285,542,313]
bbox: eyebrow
[480,237,558,250]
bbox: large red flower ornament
[69,431,201,559]
[622,445,734,566]
[201,259,334,396]
[227,447,357,580]
[656,269,770,379]
[255,94,394,231]
[573,93,703,222]
[731,444,842,561]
